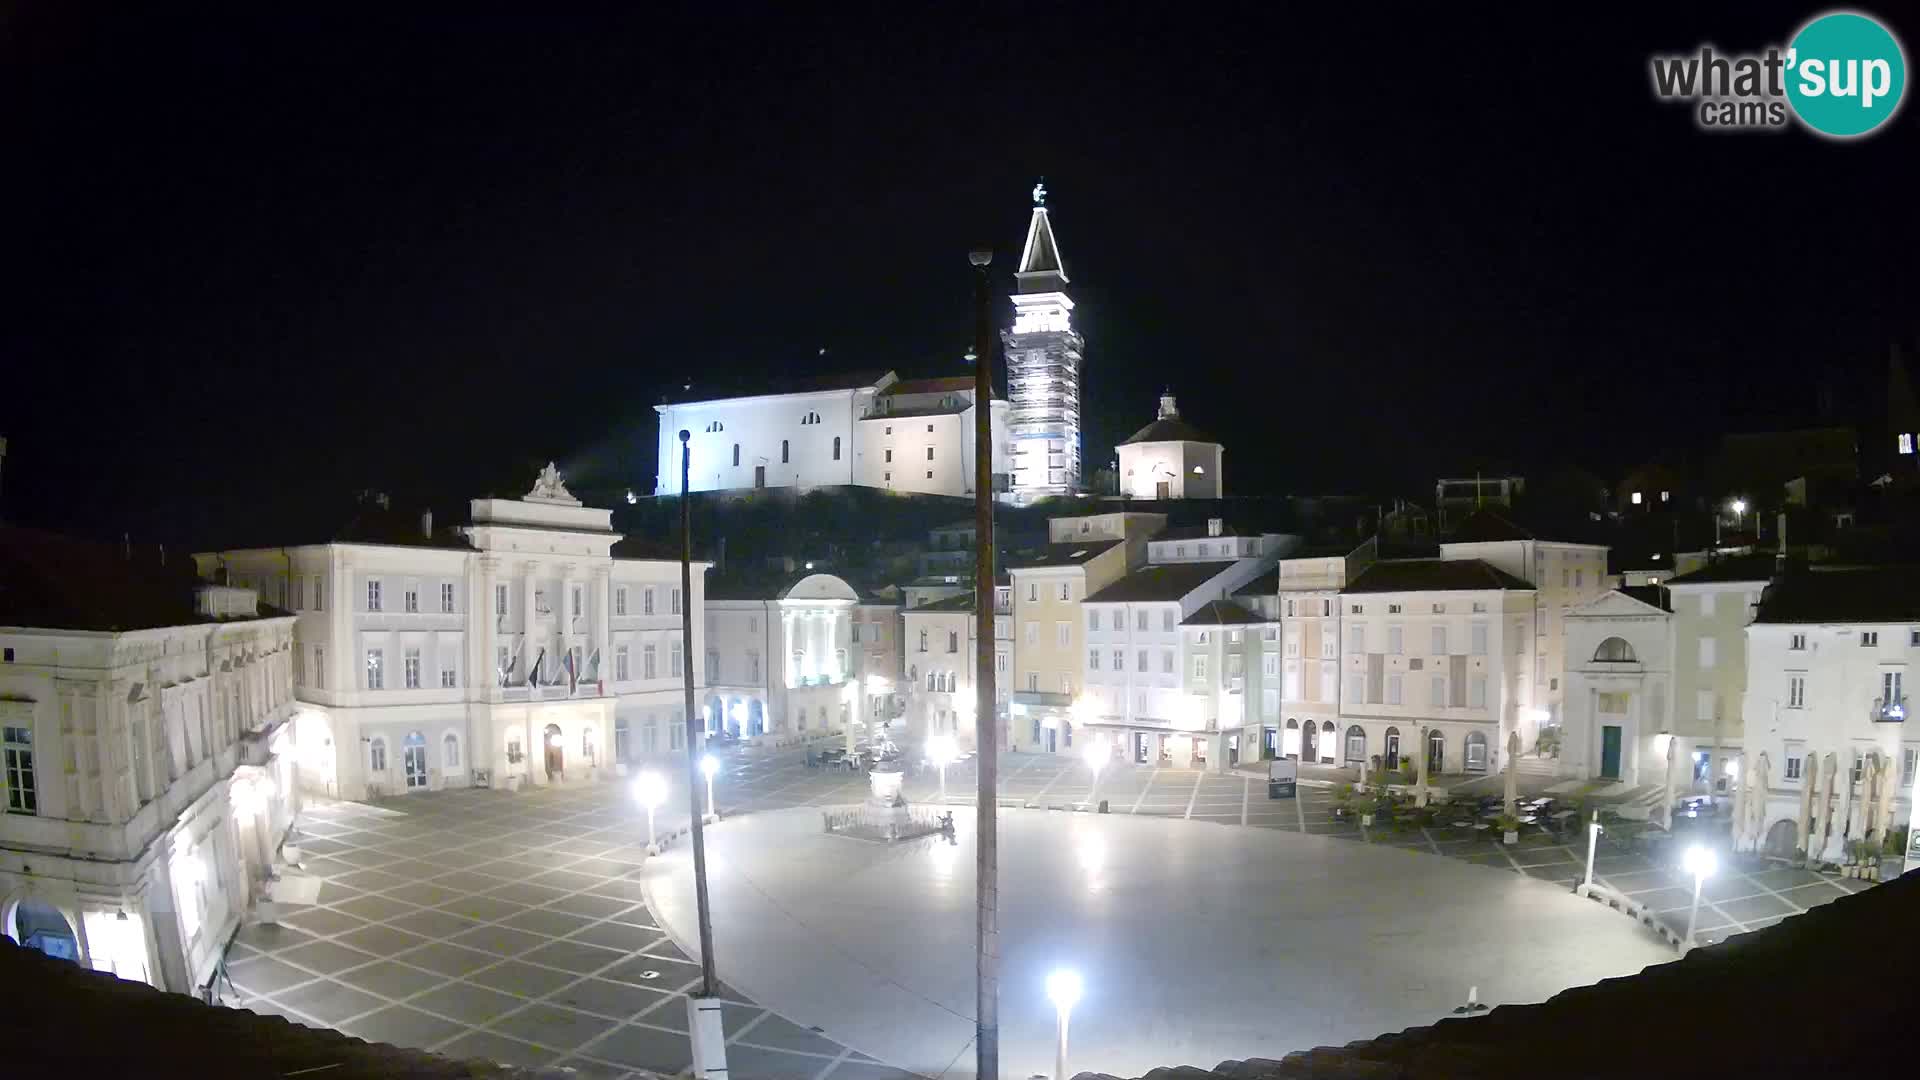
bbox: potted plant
[1495,813,1522,845]
[1333,784,1356,822]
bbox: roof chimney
[1158,390,1178,420]
[421,509,434,539]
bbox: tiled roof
[909,593,977,612]
[883,376,976,395]
[1754,566,1920,624]
[1008,539,1123,569]
[1232,569,1279,597]
[0,526,279,632]
[1442,509,1534,543]
[1343,558,1533,594]
[1182,599,1269,626]
[1664,554,1777,585]
[1085,561,1238,603]
[1119,416,1218,446]
[1617,585,1673,612]
[656,369,893,405]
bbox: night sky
[3,3,1914,548]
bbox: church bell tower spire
[1003,179,1084,503]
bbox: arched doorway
[1384,726,1402,771]
[1319,721,1337,764]
[1344,725,1366,765]
[1299,720,1317,762]
[1764,818,1799,858]
[9,898,78,963]
[704,695,723,735]
[1283,718,1300,759]
[749,699,765,737]
[1464,731,1488,773]
[543,723,564,779]
[402,731,429,791]
[1426,729,1446,774]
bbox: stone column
[478,556,499,691]
[591,566,612,688]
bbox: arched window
[443,732,461,768]
[781,439,790,464]
[732,443,741,467]
[833,436,841,461]
[1593,637,1638,662]
[1464,730,1488,772]
[369,737,387,772]
[1344,724,1366,764]
[1320,720,1337,763]
[1384,726,1402,770]
[919,629,929,653]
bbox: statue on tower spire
[1032,178,1048,206]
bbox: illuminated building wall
[1003,182,1084,504]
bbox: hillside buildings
[1,528,299,996]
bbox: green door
[1600,725,1623,780]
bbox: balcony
[1873,696,1908,723]
[1012,690,1072,709]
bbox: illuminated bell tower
[1003,180,1083,503]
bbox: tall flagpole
[970,246,999,1080]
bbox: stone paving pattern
[231,748,1872,1078]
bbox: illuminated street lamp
[1730,498,1747,530]
[928,734,958,801]
[1582,811,1603,892]
[1045,968,1083,1080]
[700,754,721,824]
[633,770,668,855]
[1082,737,1110,809]
[1682,845,1717,948]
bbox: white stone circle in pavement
[646,807,1677,1080]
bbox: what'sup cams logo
[1650,10,1907,137]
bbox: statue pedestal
[866,767,911,836]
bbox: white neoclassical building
[1740,567,1918,861]
[200,467,707,801]
[1,527,299,997]
[704,572,892,747]
[1562,587,1674,786]
[1116,392,1223,500]
[653,371,1010,499]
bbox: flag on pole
[563,649,578,694]
[583,647,602,684]
[499,634,524,688]
[527,647,545,687]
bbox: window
[1285,635,1300,658]
[1471,624,1489,655]
[1027,672,1039,692]
[948,631,960,653]
[1561,569,1569,588]
[1884,670,1905,705]
[1347,672,1365,703]
[1088,649,1100,671]
[440,583,456,613]
[441,651,459,687]
[1025,622,1037,645]
[1056,622,1070,647]
[312,575,325,611]
[404,584,419,613]
[1322,599,1332,617]
[927,446,935,461]
[919,628,929,653]
[1028,583,1038,601]
[1700,592,1716,617]
[1536,655,1547,686]
[3,725,35,814]
[733,443,741,466]
[1087,611,1100,632]
[1471,601,1486,613]
[1176,545,1186,557]
[616,588,628,616]
[1575,569,1584,588]
[833,436,841,460]
[672,588,682,615]
[1193,655,1208,680]
[706,649,718,680]
[616,645,631,681]
[1137,649,1148,672]
[643,587,657,616]
[1469,674,1487,707]
[1696,689,1716,722]
[644,644,658,680]
[495,584,508,616]
[1348,626,1364,654]
[367,579,383,612]
[1862,631,1880,647]
[1058,583,1070,600]
[1431,626,1448,655]
[292,577,304,610]
[1788,675,1806,708]
[997,652,1008,674]
[1162,649,1174,674]
[1784,745,1804,781]
[1905,747,1918,787]
[1387,626,1403,655]
[314,646,324,690]
[1282,663,1298,698]
[886,449,894,463]
[748,651,761,681]
[1387,674,1403,705]
[1162,610,1175,631]
[369,737,387,773]
[1698,637,1717,668]
[1593,637,1637,662]
[1286,599,1295,617]
[1430,675,1445,707]
[671,641,683,678]
[1387,604,1403,615]
[366,648,385,690]
[1431,603,1445,614]
[782,439,790,464]
[403,648,421,689]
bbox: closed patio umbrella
[1876,752,1900,854]
[1503,730,1520,822]
[1658,736,1679,832]
[1749,752,1771,854]
[1796,755,1816,859]
[1836,753,1860,858]
[1730,750,1749,851]
[1414,725,1430,808]
[1808,753,1835,864]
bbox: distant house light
[1192,465,1206,474]
[1901,433,1915,456]
[1631,491,1642,505]
[1660,491,1670,502]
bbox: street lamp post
[928,734,957,801]
[1082,737,1109,809]
[1045,969,1082,1080]
[969,245,1000,1080]
[700,754,720,823]
[677,429,727,1079]
[1682,845,1717,949]
[633,771,667,855]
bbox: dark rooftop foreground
[1072,867,1920,1080]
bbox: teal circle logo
[1786,11,1907,137]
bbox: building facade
[1663,557,1772,797]
[1,529,299,998]
[900,587,1011,755]
[1003,182,1085,503]
[1267,545,1371,762]
[1741,568,1918,861]
[704,573,881,747]
[652,371,1009,499]
[1115,392,1223,501]
[1562,587,1674,786]
[202,468,706,801]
